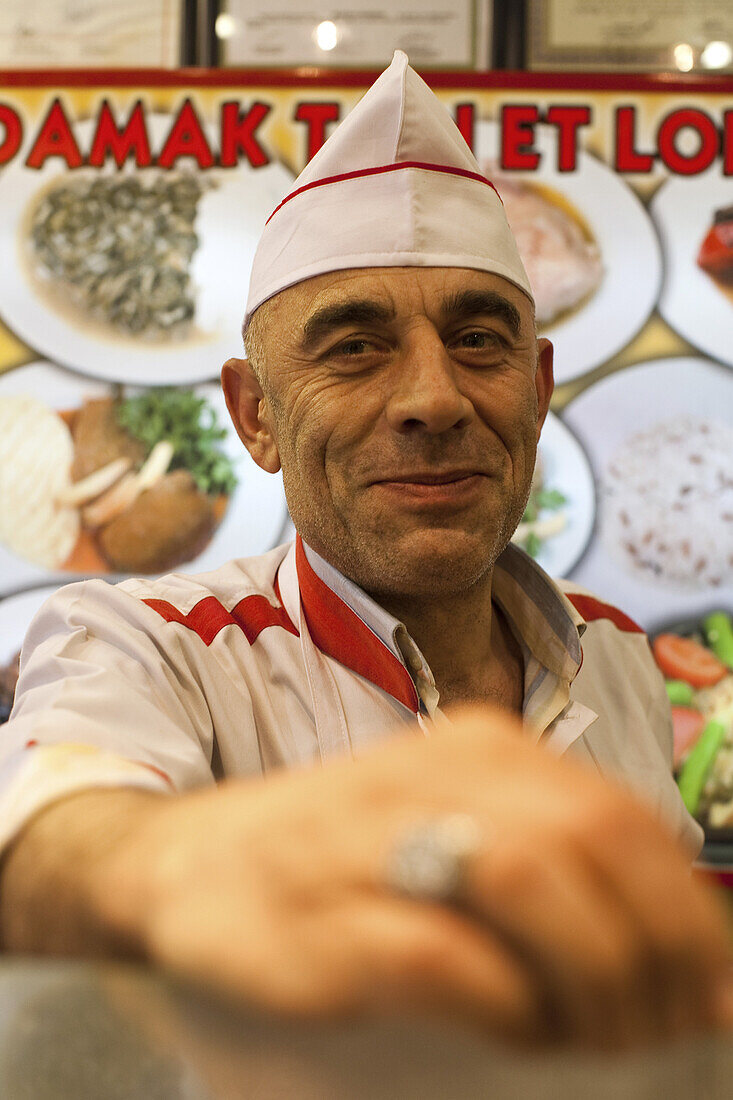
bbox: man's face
[224,266,553,601]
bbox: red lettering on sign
[545,105,590,171]
[158,99,214,170]
[614,107,654,173]
[501,105,540,170]
[220,100,271,167]
[454,103,475,152]
[0,104,22,166]
[658,108,719,175]
[88,100,152,168]
[294,102,340,162]
[26,98,82,170]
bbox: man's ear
[534,339,554,440]
[221,358,281,474]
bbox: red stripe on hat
[295,536,419,713]
[143,594,298,647]
[565,594,644,635]
[266,160,501,224]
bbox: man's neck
[375,571,524,713]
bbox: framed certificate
[214,0,493,70]
[527,0,733,72]
[0,0,186,68]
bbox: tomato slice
[653,633,727,688]
[671,706,706,768]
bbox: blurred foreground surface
[0,960,731,1099]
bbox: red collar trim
[266,160,500,224]
[565,593,644,635]
[295,536,419,714]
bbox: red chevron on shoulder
[566,593,644,634]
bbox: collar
[294,536,586,713]
[295,536,419,713]
[492,542,585,683]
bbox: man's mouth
[370,470,489,505]
[374,470,486,485]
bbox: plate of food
[0,115,294,385]
[0,583,63,724]
[562,356,733,632]
[652,166,733,369]
[0,361,289,597]
[649,612,733,853]
[510,410,595,578]
[473,122,662,383]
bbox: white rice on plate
[601,417,733,588]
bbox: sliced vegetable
[665,679,695,706]
[671,706,706,767]
[652,633,727,688]
[703,612,733,671]
[677,719,727,815]
[82,441,174,527]
[56,456,133,507]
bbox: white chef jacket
[0,536,702,855]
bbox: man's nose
[384,333,474,435]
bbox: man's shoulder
[555,578,645,637]
[24,543,295,651]
[117,541,293,615]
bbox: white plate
[652,167,733,368]
[562,357,733,632]
[514,410,595,578]
[473,122,662,384]
[0,361,289,597]
[0,584,63,665]
[0,116,293,385]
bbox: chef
[0,54,728,1048]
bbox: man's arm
[2,706,730,1050]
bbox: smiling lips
[375,470,486,485]
[372,471,488,503]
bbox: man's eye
[338,339,370,355]
[458,331,503,349]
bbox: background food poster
[0,71,731,734]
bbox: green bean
[677,720,727,816]
[703,612,733,670]
[665,679,695,706]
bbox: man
[0,54,729,1048]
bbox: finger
[340,898,550,1045]
[462,834,660,1049]
[573,809,730,1039]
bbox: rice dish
[601,417,733,588]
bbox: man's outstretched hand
[2,705,730,1050]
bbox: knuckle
[394,922,453,985]
[482,841,542,905]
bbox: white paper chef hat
[243,51,532,329]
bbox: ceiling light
[672,43,695,71]
[315,21,339,52]
[701,40,732,69]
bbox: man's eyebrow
[301,299,396,350]
[442,290,522,336]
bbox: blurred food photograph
[0,362,288,595]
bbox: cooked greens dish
[29,172,212,338]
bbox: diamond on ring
[384,813,482,903]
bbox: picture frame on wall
[526,0,733,73]
[213,0,493,70]
[0,0,188,68]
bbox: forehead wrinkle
[301,298,397,351]
[441,289,521,337]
